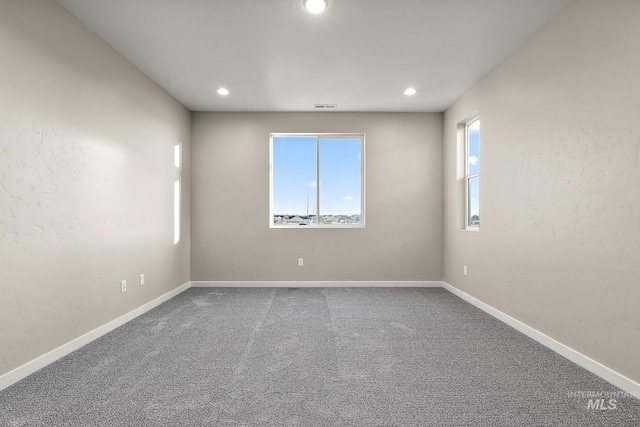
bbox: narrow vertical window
[174,143,182,244]
[465,119,480,228]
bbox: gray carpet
[1,287,639,426]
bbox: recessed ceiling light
[217,88,229,96]
[304,0,327,14]
[404,88,417,96]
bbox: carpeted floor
[1,287,639,426]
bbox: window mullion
[316,137,320,225]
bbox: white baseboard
[0,282,191,392]
[190,280,442,288]
[441,281,640,398]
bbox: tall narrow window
[270,134,364,228]
[465,119,480,228]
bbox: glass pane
[467,119,480,175]
[272,136,317,226]
[318,137,362,225]
[468,176,479,227]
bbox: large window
[465,118,480,228]
[270,133,364,228]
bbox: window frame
[269,133,365,229]
[464,118,479,230]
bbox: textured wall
[443,0,640,383]
[0,0,191,376]
[191,112,442,282]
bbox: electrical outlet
[463,266,468,276]
[298,258,304,267]
[139,274,145,286]
[121,280,127,293]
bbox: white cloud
[342,195,353,201]
[308,181,321,187]
[468,155,479,166]
[357,152,361,160]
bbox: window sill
[271,224,365,229]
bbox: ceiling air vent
[314,104,337,110]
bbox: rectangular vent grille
[314,104,337,110]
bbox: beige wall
[0,0,191,376]
[191,112,442,282]
[443,0,640,383]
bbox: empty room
[1,0,639,425]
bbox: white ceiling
[56,0,572,112]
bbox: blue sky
[468,120,480,218]
[272,135,361,216]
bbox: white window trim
[464,118,479,231]
[269,133,365,229]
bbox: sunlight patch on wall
[174,143,182,245]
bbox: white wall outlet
[139,274,145,286]
[463,266,468,276]
[121,280,127,293]
[298,258,304,267]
